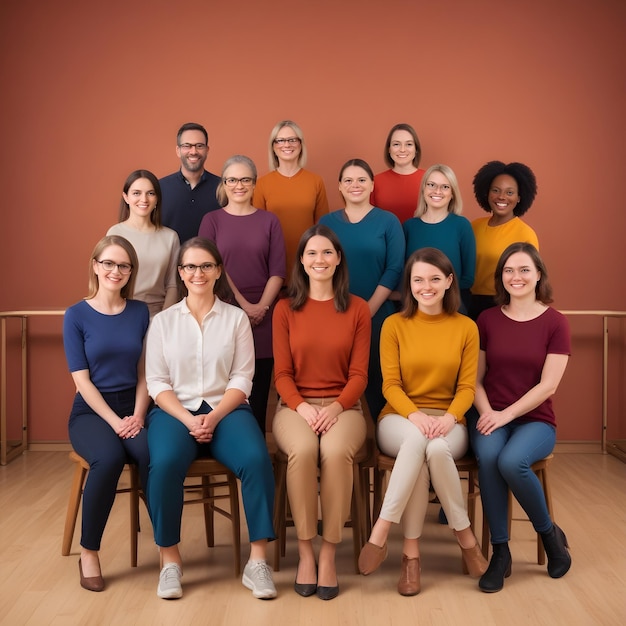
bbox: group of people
[63,120,571,603]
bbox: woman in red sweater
[272,224,371,600]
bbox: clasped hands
[117,415,144,440]
[188,413,219,443]
[242,301,269,328]
[296,401,342,435]
[408,411,456,438]
[475,409,510,436]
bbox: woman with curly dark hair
[469,161,539,319]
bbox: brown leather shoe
[397,554,420,596]
[358,541,388,575]
[79,558,105,592]
[461,543,488,578]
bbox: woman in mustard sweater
[358,248,487,595]
[272,224,371,600]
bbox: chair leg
[227,474,241,577]
[272,459,287,572]
[129,465,140,567]
[62,463,87,556]
[537,466,553,566]
[202,475,215,548]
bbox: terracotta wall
[1,0,625,442]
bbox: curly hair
[472,161,537,216]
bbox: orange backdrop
[1,0,625,442]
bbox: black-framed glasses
[179,262,219,275]
[178,143,208,151]
[273,137,301,146]
[223,177,255,187]
[96,260,133,274]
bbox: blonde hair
[415,164,463,218]
[86,235,138,299]
[267,120,307,171]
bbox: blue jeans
[147,402,275,547]
[68,389,150,551]
[467,408,555,544]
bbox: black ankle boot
[479,543,512,593]
[540,524,571,578]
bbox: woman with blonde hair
[63,235,150,592]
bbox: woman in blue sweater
[63,235,150,592]
[320,159,405,420]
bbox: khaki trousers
[273,398,366,544]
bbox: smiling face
[222,162,255,205]
[273,125,302,166]
[388,129,416,169]
[409,261,453,315]
[93,244,133,294]
[339,165,374,205]
[301,235,341,284]
[176,129,208,174]
[501,251,540,300]
[178,246,222,297]
[423,171,453,212]
[488,174,520,223]
[122,177,157,220]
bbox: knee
[497,451,528,482]
[425,437,450,462]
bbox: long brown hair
[118,169,163,227]
[288,224,350,312]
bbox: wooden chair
[62,452,242,576]
[373,452,489,571]
[269,407,375,574]
[62,450,141,566]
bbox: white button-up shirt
[146,297,254,411]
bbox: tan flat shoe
[461,543,488,578]
[358,541,388,575]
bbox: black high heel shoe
[294,563,317,597]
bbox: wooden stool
[62,451,140,566]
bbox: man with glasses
[160,122,221,243]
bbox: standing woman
[320,159,404,420]
[469,161,539,320]
[146,237,277,600]
[469,243,571,593]
[358,248,487,595]
[107,169,180,318]
[403,164,475,313]
[199,155,286,432]
[253,120,329,284]
[370,123,426,224]
[63,235,150,591]
[273,224,371,601]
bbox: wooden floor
[0,451,624,626]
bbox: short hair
[338,158,374,182]
[118,169,163,227]
[473,161,537,216]
[494,242,553,305]
[415,164,463,218]
[216,155,258,207]
[288,224,351,313]
[400,247,460,317]
[267,120,307,171]
[176,122,208,145]
[383,123,422,169]
[86,235,138,300]
[177,237,233,302]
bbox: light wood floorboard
[0,451,624,625]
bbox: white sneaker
[157,563,182,599]
[242,560,277,599]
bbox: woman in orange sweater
[272,224,371,600]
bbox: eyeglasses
[425,181,451,192]
[179,262,219,275]
[223,177,255,187]
[178,143,208,151]
[96,260,133,274]
[273,137,301,146]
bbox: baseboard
[28,442,72,452]
[553,441,602,454]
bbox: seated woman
[272,224,371,601]
[107,169,179,318]
[358,248,487,595]
[63,235,150,592]
[468,242,571,593]
[145,237,276,601]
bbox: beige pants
[377,410,469,538]
[273,398,366,544]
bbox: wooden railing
[1,308,625,464]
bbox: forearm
[258,276,283,308]
[153,390,195,429]
[208,388,247,424]
[368,285,392,317]
[72,376,121,430]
